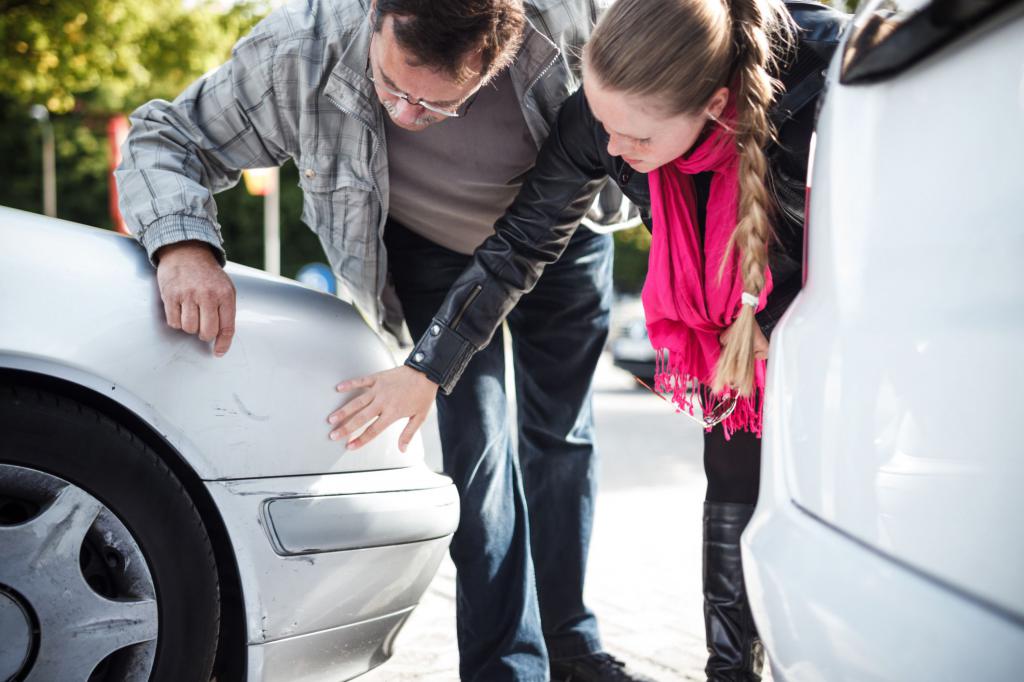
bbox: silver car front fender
[0,208,424,479]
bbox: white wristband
[741,292,759,308]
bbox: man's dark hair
[373,0,526,84]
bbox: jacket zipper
[526,53,559,94]
[450,285,483,331]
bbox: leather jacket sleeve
[404,90,609,394]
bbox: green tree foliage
[0,0,267,114]
[612,223,652,294]
[0,0,326,277]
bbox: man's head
[369,0,526,130]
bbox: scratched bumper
[245,606,415,681]
[204,465,457,681]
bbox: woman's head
[585,0,794,395]
[581,68,729,174]
[584,0,733,172]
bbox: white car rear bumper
[743,496,1024,681]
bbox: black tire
[0,384,220,682]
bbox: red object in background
[107,115,130,234]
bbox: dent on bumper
[247,606,414,682]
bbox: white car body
[0,210,459,681]
[744,1,1024,680]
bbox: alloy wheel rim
[0,464,158,681]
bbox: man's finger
[163,296,182,330]
[198,299,219,343]
[180,302,200,334]
[329,399,381,440]
[398,414,426,453]
[214,299,236,356]
[337,375,376,392]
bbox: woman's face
[582,63,729,174]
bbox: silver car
[0,208,459,682]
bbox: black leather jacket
[406,1,849,393]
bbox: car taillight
[802,131,816,287]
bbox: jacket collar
[324,6,377,128]
[511,16,560,90]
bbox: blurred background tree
[611,225,651,295]
[0,0,325,276]
[0,0,265,114]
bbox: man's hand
[719,319,769,361]
[155,241,236,356]
[328,366,439,452]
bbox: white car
[743,0,1024,679]
[0,209,459,681]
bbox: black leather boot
[703,501,764,682]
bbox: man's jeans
[386,220,613,681]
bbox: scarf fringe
[654,349,764,439]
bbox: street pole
[264,167,280,276]
[243,166,282,276]
[29,104,56,218]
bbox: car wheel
[0,385,220,682]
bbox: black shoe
[550,651,658,682]
[703,501,764,682]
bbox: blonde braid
[712,0,793,396]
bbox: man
[115,1,649,680]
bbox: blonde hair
[585,0,794,396]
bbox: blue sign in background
[296,263,336,295]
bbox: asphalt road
[361,350,719,681]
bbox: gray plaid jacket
[115,0,605,328]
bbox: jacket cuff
[404,318,477,395]
[138,215,226,267]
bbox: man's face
[370,15,485,131]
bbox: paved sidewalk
[362,353,750,681]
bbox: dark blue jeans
[386,220,613,681]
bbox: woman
[330,0,847,678]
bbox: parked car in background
[743,0,1024,679]
[0,208,459,682]
[610,307,657,386]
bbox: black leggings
[703,426,761,505]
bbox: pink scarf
[640,108,772,438]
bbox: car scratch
[233,393,270,422]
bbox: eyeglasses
[369,74,479,119]
[633,376,739,429]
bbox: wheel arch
[0,367,248,681]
